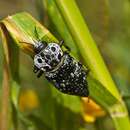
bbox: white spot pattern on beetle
[33,41,89,97]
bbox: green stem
[53,0,130,130]
[54,0,119,98]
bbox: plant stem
[0,25,11,130]
[54,0,120,98]
[0,60,10,130]
[53,0,130,130]
[0,22,20,130]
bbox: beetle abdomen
[45,53,89,97]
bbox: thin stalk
[0,24,11,130]
[0,22,20,130]
[0,60,10,130]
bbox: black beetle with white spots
[33,27,89,97]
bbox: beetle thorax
[34,43,63,72]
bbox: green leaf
[0,12,84,130]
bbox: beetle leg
[37,68,44,78]
[64,44,71,52]
[85,67,90,75]
[78,61,90,75]
[59,40,71,52]
[33,65,39,73]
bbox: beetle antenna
[59,40,64,46]
[19,41,32,44]
[19,41,35,46]
[34,26,40,41]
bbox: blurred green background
[0,0,130,130]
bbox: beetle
[33,27,89,97]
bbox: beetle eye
[51,47,56,52]
[37,58,42,63]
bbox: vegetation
[0,0,130,130]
